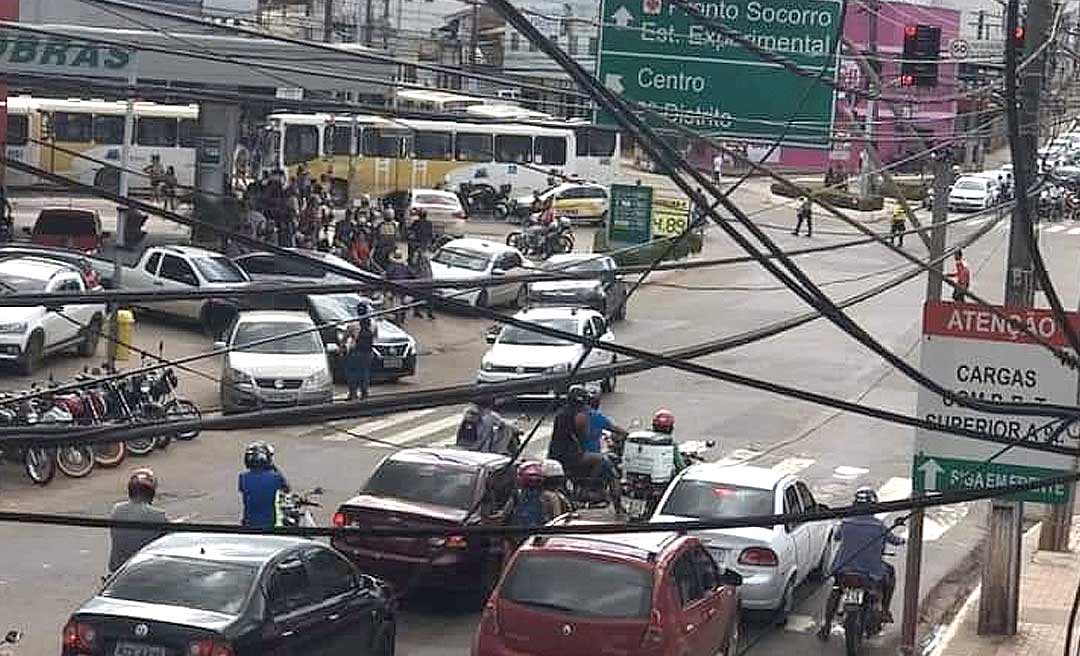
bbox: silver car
[217,311,336,414]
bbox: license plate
[843,588,865,604]
[382,357,403,369]
[114,642,166,656]
[623,496,649,518]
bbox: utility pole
[979,0,1052,634]
[860,0,879,201]
[900,148,951,655]
[108,54,135,372]
[323,0,333,42]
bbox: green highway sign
[596,0,841,145]
[608,184,654,244]
[912,454,1070,505]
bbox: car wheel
[78,315,102,357]
[19,332,44,376]
[474,290,490,308]
[94,166,120,195]
[515,285,529,308]
[775,576,795,626]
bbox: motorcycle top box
[622,431,679,483]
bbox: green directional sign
[912,453,1070,505]
[608,184,654,244]
[596,0,841,145]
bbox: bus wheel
[94,167,120,195]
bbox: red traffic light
[904,25,917,38]
[1014,26,1024,42]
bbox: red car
[27,208,104,253]
[473,530,742,656]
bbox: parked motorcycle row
[0,361,201,486]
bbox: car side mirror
[325,343,340,355]
[213,341,227,351]
[718,569,743,587]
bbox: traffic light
[900,24,942,87]
[1013,26,1025,48]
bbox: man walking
[890,205,906,246]
[946,249,971,302]
[108,469,167,573]
[793,196,813,237]
[343,307,377,400]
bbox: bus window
[93,115,124,145]
[6,115,28,146]
[362,129,402,158]
[53,112,93,143]
[495,135,532,164]
[455,133,493,162]
[575,127,617,157]
[534,136,566,166]
[137,117,178,147]
[284,124,319,165]
[415,131,452,160]
[329,125,352,156]
[179,119,197,148]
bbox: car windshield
[363,459,478,509]
[33,211,96,236]
[660,480,775,519]
[233,321,322,354]
[498,318,579,346]
[542,257,606,273]
[308,294,375,322]
[433,247,490,272]
[103,555,257,615]
[502,554,653,619]
[955,179,987,191]
[414,193,458,207]
[193,257,247,283]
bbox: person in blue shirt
[817,487,905,641]
[586,387,627,480]
[239,441,289,529]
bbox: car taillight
[63,619,98,652]
[332,511,347,528]
[480,601,501,636]
[738,546,779,566]
[428,534,468,549]
[641,609,664,646]
[188,638,234,656]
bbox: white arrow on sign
[605,73,625,94]
[611,6,634,27]
[918,458,944,493]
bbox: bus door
[363,127,408,196]
[4,112,37,186]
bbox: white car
[0,256,106,375]
[948,176,995,212]
[216,311,336,414]
[971,172,1003,204]
[477,306,617,396]
[514,181,609,224]
[651,464,833,617]
[429,238,527,308]
[408,188,468,237]
[130,245,251,332]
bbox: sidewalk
[932,519,1080,656]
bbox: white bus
[4,96,198,191]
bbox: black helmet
[567,385,589,405]
[244,441,274,470]
[853,487,877,505]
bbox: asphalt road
[2,181,1078,656]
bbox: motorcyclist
[108,468,168,573]
[586,386,627,481]
[541,459,573,520]
[547,386,603,483]
[239,441,290,529]
[651,408,688,472]
[817,487,906,641]
[456,397,518,455]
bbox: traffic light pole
[979,0,1052,635]
[859,0,879,201]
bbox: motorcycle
[279,487,324,528]
[459,182,512,219]
[506,216,574,259]
[565,429,625,513]
[621,428,714,521]
[836,552,896,655]
[0,392,57,484]
[32,382,96,479]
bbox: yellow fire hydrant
[116,309,135,361]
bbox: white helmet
[542,459,565,479]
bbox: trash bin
[116,309,135,361]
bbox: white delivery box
[622,431,678,483]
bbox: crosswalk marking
[349,408,442,436]
[876,477,912,502]
[832,466,869,480]
[381,415,463,446]
[1069,227,1080,235]
[1047,225,1068,233]
[770,457,815,476]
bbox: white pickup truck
[124,245,251,335]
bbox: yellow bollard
[116,309,135,361]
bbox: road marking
[874,477,912,520]
[921,503,970,542]
[770,457,815,476]
[832,465,869,480]
[383,415,464,446]
[1067,227,1080,235]
[782,613,817,633]
[713,448,763,467]
[1047,224,1068,233]
[322,408,443,442]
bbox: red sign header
[923,301,1080,347]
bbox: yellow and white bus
[259,112,620,203]
[4,96,199,191]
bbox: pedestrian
[162,166,178,211]
[384,250,414,324]
[409,248,435,319]
[108,468,167,574]
[946,249,971,303]
[406,209,434,262]
[143,155,165,204]
[793,196,813,237]
[825,166,836,187]
[712,151,724,184]
[890,205,906,246]
[343,307,377,400]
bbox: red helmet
[128,468,158,500]
[652,408,675,434]
[517,461,544,488]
